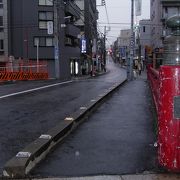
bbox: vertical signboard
[135,0,142,16]
[81,38,87,53]
[120,47,126,58]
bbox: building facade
[0,0,82,80]
[75,0,98,75]
[0,0,8,63]
[150,0,180,68]
[161,0,180,37]
[150,0,180,50]
[119,29,131,48]
[150,0,163,50]
[139,19,151,59]
[118,29,131,63]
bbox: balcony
[65,24,80,38]
[65,1,81,19]
[161,0,180,6]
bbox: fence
[0,59,48,82]
[147,64,159,110]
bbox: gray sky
[97,0,150,45]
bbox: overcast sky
[97,0,150,45]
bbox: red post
[158,65,180,171]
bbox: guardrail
[147,65,159,110]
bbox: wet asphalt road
[0,60,126,174]
[31,73,157,178]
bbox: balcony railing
[65,1,81,19]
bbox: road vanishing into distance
[0,59,127,175]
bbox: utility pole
[128,0,134,81]
[54,0,60,79]
[104,26,106,71]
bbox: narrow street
[0,59,126,174]
[1,0,180,178]
[31,69,157,178]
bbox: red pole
[158,65,180,172]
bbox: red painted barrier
[147,65,160,110]
[158,66,180,172]
[148,65,180,172]
[0,60,48,82]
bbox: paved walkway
[34,174,180,180]
[32,72,163,178]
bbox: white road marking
[0,80,73,100]
[80,107,87,110]
[64,117,74,121]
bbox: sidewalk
[35,174,180,180]
[32,72,179,178]
[31,71,171,178]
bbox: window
[0,39,4,54]
[0,0,3,9]
[65,37,72,46]
[0,16,3,26]
[39,0,53,6]
[39,11,53,29]
[0,39,3,50]
[39,21,47,29]
[39,12,53,20]
[143,26,146,33]
[0,27,3,32]
[34,37,54,47]
[46,37,54,46]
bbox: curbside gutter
[3,79,127,178]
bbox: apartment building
[139,19,151,59]
[150,0,180,51]
[150,0,163,50]
[112,29,131,64]
[75,0,98,74]
[161,0,180,37]
[0,0,8,62]
[119,29,131,61]
[119,29,131,48]
[1,0,81,79]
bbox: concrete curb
[71,70,109,81]
[3,79,127,178]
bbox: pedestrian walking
[138,61,142,75]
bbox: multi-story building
[111,29,131,64]
[75,0,98,74]
[0,0,8,63]
[150,0,180,68]
[1,0,82,79]
[150,0,180,50]
[150,0,163,50]
[118,29,131,62]
[119,29,131,48]
[139,19,151,59]
[161,0,180,37]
